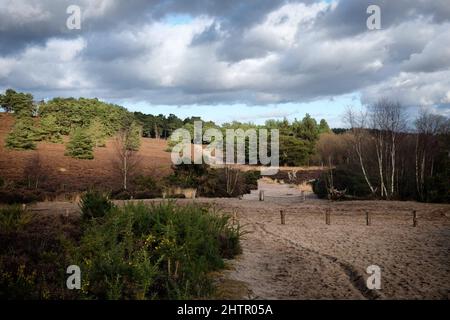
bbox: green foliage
[166,163,260,197]
[318,119,331,134]
[5,118,37,150]
[65,128,94,159]
[126,121,142,151]
[135,112,184,139]
[0,205,32,232]
[279,135,310,166]
[132,175,163,199]
[70,202,241,299]
[39,97,130,136]
[0,89,35,117]
[0,264,39,299]
[313,166,373,199]
[199,169,260,197]
[37,114,63,143]
[86,118,108,147]
[79,190,114,220]
[166,162,209,189]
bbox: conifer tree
[86,118,108,147]
[318,119,331,134]
[0,89,35,117]
[65,128,94,159]
[5,118,37,150]
[38,114,63,143]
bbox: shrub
[0,214,81,299]
[79,190,114,220]
[70,202,241,299]
[0,189,45,204]
[0,205,32,232]
[313,166,373,199]
[132,175,162,198]
[110,189,132,200]
[198,168,260,197]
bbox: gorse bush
[70,201,241,299]
[79,190,114,220]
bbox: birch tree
[344,107,376,195]
[369,99,407,199]
[414,109,448,200]
[113,120,142,190]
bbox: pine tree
[5,118,37,150]
[86,118,107,147]
[38,114,63,143]
[127,121,142,151]
[318,119,331,134]
[65,128,94,159]
[0,89,35,117]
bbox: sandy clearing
[28,195,450,300]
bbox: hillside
[0,113,172,192]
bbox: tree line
[314,99,450,203]
[1,89,331,167]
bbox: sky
[1,0,450,127]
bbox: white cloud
[0,0,448,116]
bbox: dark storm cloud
[0,0,449,114]
[315,0,450,38]
[0,0,287,56]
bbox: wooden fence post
[413,210,418,227]
[325,208,330,225]
[366,211,371,226]
[259,190,264,201]
[280,210,285,225]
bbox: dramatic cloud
[0,0,449,116]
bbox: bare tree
[113,122,142,190]
[224,165,240,196]
[414,108,448,200]
[344,107,376,195]
[368,99,407,199]
[23,152,48,189]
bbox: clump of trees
[314,99,450,203]
[164,162,260,198]
[1,89,141,160]
[0,89,36,117]
[264,114,331,166]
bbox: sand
[28,183,450,300]
[201,192,450,300]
